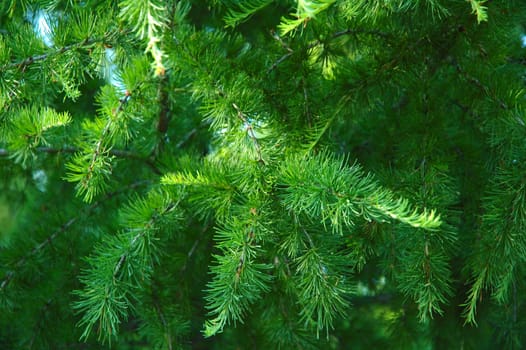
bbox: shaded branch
[452,58,526,131]
[28,298,54,349]
[156,75,170,134]
[153,299,173,350]
[0,180,151,291]
[180,223,210,274]
[351,293,393,306]
[268,28,391,73]
[451,58,509,110]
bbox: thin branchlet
[232,103,265,164]
[0,146,161,174]
[83,91,132,186]
[451,58,509,110]
[0,37,103,72]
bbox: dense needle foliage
[1,0,526,348]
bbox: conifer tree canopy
[1,0,526,348]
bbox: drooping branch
[111,200,179,279]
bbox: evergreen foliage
[1,0,526,348]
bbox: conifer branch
[452,59,509,110]
[301,227,315,249]
[67,90,132,202]
[203,209,272,337]
[28,298,54,349]
[301,77,312,125]
[463,171,526,323]
[0,180,150,292]
[74,192,182,342]
[0,146,161,174]
[266,30,294,73]
[175,127,198,148]
[267,51,294,73]
[232,103,265,164]
[88,92,131,176]
[153,298,173,350]
[156,74,170,134]
[112,199,177,279]
[268,28,390,73]
[1,37,104,72]
[2,0,526,346]
[0,80,21,113]
[180,223,210,273]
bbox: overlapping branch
[0,37,104,72]
[232,103,265,164]
[0,180,151,292]
[268,28,391,73]
[0,146,161,174]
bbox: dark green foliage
[1,0,526,348]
